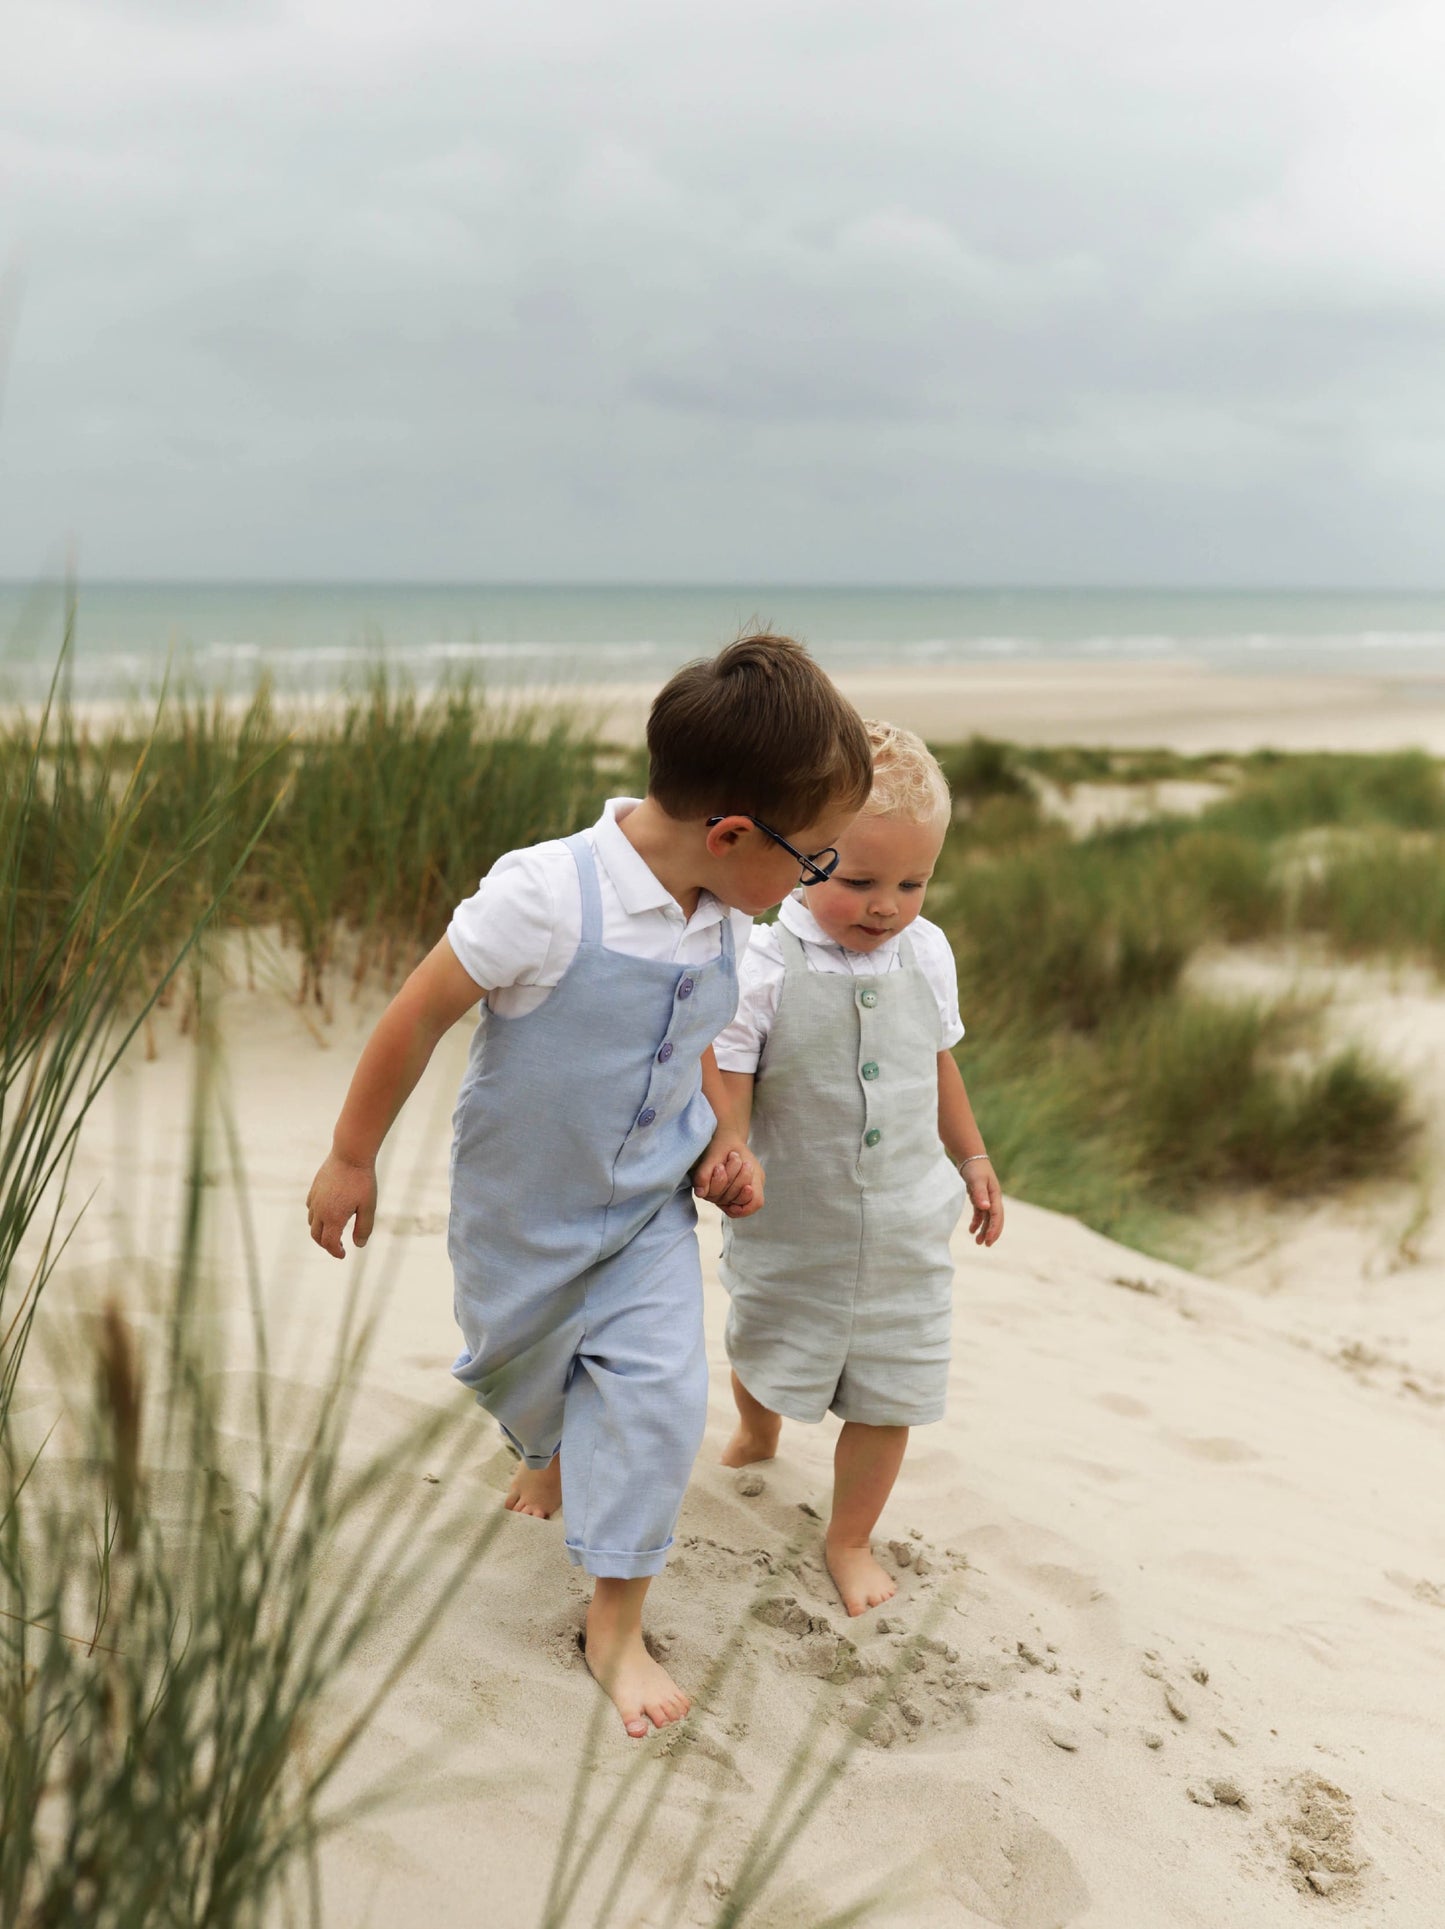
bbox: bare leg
[504,1451,562,1518]
[720,1369,783,1468]
[825,1422,909,1617]
[583,1577,691,1739]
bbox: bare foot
[720,1423,779,1468]
[826,1540,897,1618]
[504,1455,561,1518]
[582,1615,691,1740]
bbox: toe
[623,1714,649,1739]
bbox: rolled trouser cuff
[564,1536,673,1580]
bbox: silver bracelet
[959,1153,992,1171]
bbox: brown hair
[646,633,873,830]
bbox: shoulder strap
[564,833,603,945]
[775,923,812,972]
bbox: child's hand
[963,1158,1004,1248]
[306,1151,378,1258]
[693,1136,765,1219]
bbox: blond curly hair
[862,719,951,826]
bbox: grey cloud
[2,0,1443,582]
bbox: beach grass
[1200,747,1445,839]
[3,673,609,1020]
[1298,835,1445,970]
[928,736,1427,1248]
[6,692,1434,1257]
[1,632,513,1924]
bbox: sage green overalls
[720,925,964,1427]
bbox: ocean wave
[6,614,1445,702]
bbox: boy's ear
[705,814,754,858]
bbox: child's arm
[694,1054,764,1219]
[307,938,485,1258]
[938,1049,1004,1248]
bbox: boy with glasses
[306,635,870,1738]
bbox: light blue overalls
[448,833,737,1579]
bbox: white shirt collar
[594,797,727,927]
[779,890,902,964]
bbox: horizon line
[5,577,1445,598]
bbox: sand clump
[1278,1774,1365,1899]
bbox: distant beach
[6,580,1445,706]
[9,581,1445,757]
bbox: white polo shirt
[446,797,753,1019]
[713,894,964,1075]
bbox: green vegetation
[3,674,608,1019]
[1203,747,1445,838]
[6,684,1437,1260]
[1,637,503,1923]
[1298,837,1445,969]
[933,735,1436,1252]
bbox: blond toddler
[713,721,1002,1617]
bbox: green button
[861,1061,879,1080]
[859,989,878,1008]
[864,1127,882,1148]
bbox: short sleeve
[445,843,573,996]
[911,917,965,1048]
[713,925,786,1074]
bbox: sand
[21,656,1445,756]
[22,942,1445,1928]
[578,659,1445,755]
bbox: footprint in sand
[1385,1569,1445,1609]
[928,1782,1091,1927]
[673,1532,774,1586]
[1096,1391,1151,1420]
[652,1723,751,1791]
[1169,1433,1262,1465]
[745,1526,983,1751]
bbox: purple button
[657,1042,674,1063]
[676,978,694,1000]
[637,1107,657,1128]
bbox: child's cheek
[810,885,853,942]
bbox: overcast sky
[3,0,1443,585]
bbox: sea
[4,581,1445,703]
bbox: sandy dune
[24,962,1443,1928]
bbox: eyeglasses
[707,813,841,888]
